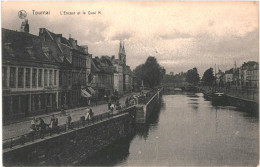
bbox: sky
[1,1,259,77]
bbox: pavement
[3,92,138,140]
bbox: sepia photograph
[1,1,259,166]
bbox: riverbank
[200,86,259,103]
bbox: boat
[211,92,227,106]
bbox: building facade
[39,28,92,108]
[2,23,61,119]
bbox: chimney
[81,45,88,54]
[57,34,62,42]
[20,19,29,33]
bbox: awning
[81,89,91,97]
[87,87,95,94]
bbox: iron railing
[3,106,134,150]
[3,89,162,150]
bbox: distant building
[111,55,124,95]
[216,70,224,86]
[224,69,233,86]
[241,61,259,87]
[91,56,115,100]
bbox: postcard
[1,1,259,166]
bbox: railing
[3,106,134,150]
[2,90,163,150]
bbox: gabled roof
[2,28,55,63]
[41,28,89,64]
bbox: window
[54,70,57,85]
[44,69,48,86]
[32,69,37,87]
[26,68,31,88]
[10,67,16,88]
[49,70,53,86]
[59,71,62,86]
[38,69,42,87]
[18,68,24,88]
[2,67,7,88]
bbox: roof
[2,28,56,63]
[242,61,259,70]
[41,28,89,64]
[92,57,116,74]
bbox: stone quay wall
[3,107,136,166]
[136,88,163,123]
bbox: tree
[202,68,215,86]
[185,67,200,85]
[133,56,165,89]
[133,64,144,88]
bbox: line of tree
[201,68,215,86]
[185,67,200,85]
[133,56,165,89]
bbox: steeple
[119,40,123,54]
[122,41,125,54]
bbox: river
[80,92,259,166]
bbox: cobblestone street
[3,93,137,140]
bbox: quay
[199,86,259,111]
[3,88,163,166]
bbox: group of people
[125,95,138,106]
[30,107,95,138]
[30,115,58,138]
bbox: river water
[81,92,259,166]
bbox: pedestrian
[30,117,37,131]
[49,114,55,135]
[85,111,90,121]
[30,117,36,141]
[66,114,72,130]
[38,118,45,138]
[110,103,115,116]
[89,108,94,119]
[61,105,65,115]
[108,101,111,110]
[125,97,129,107]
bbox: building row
[2,20,134,120]
[216,61,259,88]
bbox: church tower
[119,40,126,66]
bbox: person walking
[125,97,129,107]
[49,114,56,135]
[85,111,90,123]
[108,101,111,110]
[110,103,115,116]
[66,114,72,130]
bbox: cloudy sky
[2,1,259,76]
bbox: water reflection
[81,98,163,166]
[80,136,133,166]
[135,99,162,140]
[80,92,258,166]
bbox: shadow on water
[135,98,163,140]
[212,104,258,122]
[80,98,164,166]
[79,136,134,166]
